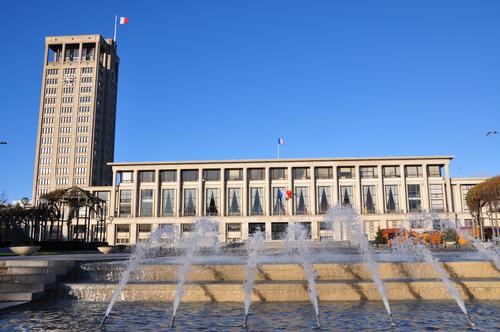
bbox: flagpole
[277,142,280,159]
[113,15,118,42]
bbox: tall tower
[32,35,119,202]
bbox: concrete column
[377,165,384,214]
[311,220,319,240]
[176,170,182,217]
[332,165,339,204]
[243,168,248,216]
[220,168,226,217]
[444,163,454,213]
[155,169,160,217]
[355,165,362,212]
[110,169,117,217]
[287,166,293,215]
[132,170,138,217]
[400,164,407,213]
[422,164,430,211]
[107,223,115,245]
[129,223,137,245]
[265,167,270,216]
[310,166,316,215]
[198,169,203,217]
[242,222,249,240]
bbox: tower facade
[32,35,119,202]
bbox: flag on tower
[119,17,129,24]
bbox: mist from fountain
[243,230,265,328]
[439,219,500,270]
[169,219,219,327]
[100,226,168,326]
[326,205,394,325]
[285,222,321,327]
[393,213,474,326]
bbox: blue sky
[0,0,499,201]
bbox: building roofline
[108,155,454,167]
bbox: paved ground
[0,252,129,262]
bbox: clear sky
[0,0,499,201]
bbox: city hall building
[30,35,488,245]
[94,156,484,245]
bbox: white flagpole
[277,141,280,159]
[113,15,118,42]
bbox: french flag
[278,137,285,145]
[119,17,129,24]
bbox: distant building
[32,35,119,202]
[90,156,487,245]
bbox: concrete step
[0,291,45,302]
[0,273,56,283]
[0,260,75,269]
[0,283,53,292]
[5,266,71,275]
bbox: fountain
[326,205,395,326]
[243,230,265,328]
[169,219,219,327]
[439,218,500,270]
[285,223,321,327]
[392,213,475,326]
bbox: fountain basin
[60,279,500,302]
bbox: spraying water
[285,223,321,327]
[440,219,500,270]
[243,230,265,328]
[100,227,166,326]
[170,219,219,327]
[394,214,474,326]
[327,206,394,325]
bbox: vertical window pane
[362,185,376,213]
[339,186,353,206]
[408,184,421,212]
[385,185,399,212]
[139,189,154,217]
[429,184,444,212]
[205,188,220,216]
[183,189,197,216]
[272,187,286,215]
[119,190,132,217]
[162,189,175,216]
[250,187,264,216]
[317,186,331,214]
[294,186,309,215]
[228,188,241,216]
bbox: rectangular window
[225,169,243,181]
[139,189,154,217]
[115,224,130,244]
[272,187,286,215]
[407,184,422,212]
[137,224,152,242]
[338,167,355,179]
[339,186,353,206]
[362,185,377,213]
[429,184,445,212]
[119,190,132,217]
[139,170,155,183]
[249,187,264,216]
[160,170,177,182]
[294,187,309,215]
[248,168,265,180]
[227,223,241,232]
[360,166,377,178]
[461,184,475,212]
[203,169,220,181]
[181,170,198,182]
[292,167,310,180]
[271,168,287,180]
[183,188,197,216]
[405,165,423,177]
[384,185,400,213]
[317,186,331,214]
[427,165,443,177]
[271,222,288,240]
[315,167,333,179]
[383,166,400,178]
[205,188,220,216]
[227,188,242,216]
[118,171,133,184]
[161,189,175,216]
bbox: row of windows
[40,147,52,154]
[46,78,58,85]
[117,165,444,185]
[117,183,445,218]
[46,69,58,76]
[45,88,57,96]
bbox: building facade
[32,35,119,202]
[95,156,488,245]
